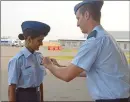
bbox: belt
[16,87,40,92]
[96,97,129,102]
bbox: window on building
[62,43,65,46]
[124,43,127,49]
[118,42,120,46]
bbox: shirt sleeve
[8,58,21,85]
[37,52,47,76]
[71,38,102,72]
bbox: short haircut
[79,3,101,22]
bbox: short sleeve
[71,38,102,72]
[36,52,43,63]
[8,58,21,85]
[36,52,47,76]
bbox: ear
[27,36,32,43]
[84,11,90,20]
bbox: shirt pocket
[22,66,33,76]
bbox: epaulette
[87,30,97,39]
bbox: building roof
[116,39,130,42]
[58,31,129,42]
[108,31,129,40]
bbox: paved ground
[0,46,92,101]
[1,46,129,101]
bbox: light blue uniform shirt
[8,47,46,88]
[72,25,130,100]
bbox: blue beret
[74,0,104,14]
[21,21,50,35]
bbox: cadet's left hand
[42,57,53,69]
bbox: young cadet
[8,21,50,102]
[42,0,130,102]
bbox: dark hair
[18,28,46,40]
[79,2,102,22]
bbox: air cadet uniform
[8,21,50,102]
[72,1,130,102]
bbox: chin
[36,47,40,51]
[81,29,86,33]
[81,30,87,34]
[35,48,39,51]
[83,30,88,34]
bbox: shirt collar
[21,47,36,58]
[92,25,103,31]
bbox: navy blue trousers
[16,89,40,102]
